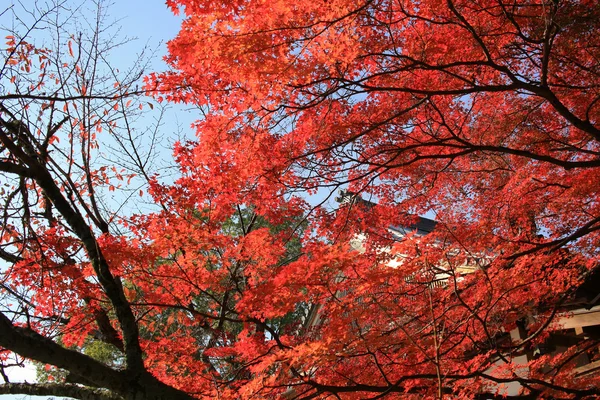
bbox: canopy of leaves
[147,0,600,398]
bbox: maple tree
[0,1,192,399]
[1,0,600,399]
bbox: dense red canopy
[147,0,600,397]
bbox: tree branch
[0,383,125,400]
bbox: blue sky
[109,1,183,71]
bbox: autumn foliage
[1,0,600,399]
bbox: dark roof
[335,190,438,236]
[389,217,437,237]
